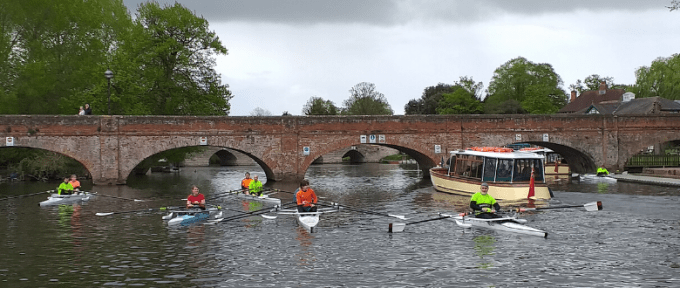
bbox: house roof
[574,96,680,115]
[559,88,625,113]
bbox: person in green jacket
[248,175,263,196]
[597,166,609,176]
[470,182,502,219]
[57,177,74,195]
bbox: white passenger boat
[39,192,95,206]
[221,190,281,205]
[519,147,573,182]
[261,205,340,233]
[164,207,223,226]
[442,213,548,238]
[430,147,551,201]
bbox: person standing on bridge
[241,172,253,193]
[83,103,92,115]
[248,175,263,196]
[186,185,206,210]
[296,179,318,214]
[470,182,501,219]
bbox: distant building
[559,81,680,115]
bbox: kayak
[39,192,95,206]
[165,207,223,226]
[442,213,548,238]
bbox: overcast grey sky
[122,0,680,116]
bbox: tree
[669,0,680,11]
[342,82,393,115]
[436,89,484,114]
[405,83,457,115]
[250,107,272,116]
[568,74,626,95]
[485,57,566,114]
[629,54,680,99]
[302,96,338,115]
[94,2,232,116]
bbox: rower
[248,175,263,196]
[596,165,609,176]
[470,182,501,219]
[241,172,253,193]
[69,174,81,193]
[296,179,318,214]
[186,185,206,210]
[57,177,74,195]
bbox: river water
[0,163,679,287]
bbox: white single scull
[219,190,281,205]
[164,207,223,226]
[39,192,95,206]
[442,213,548,238]
[261,205,340,233]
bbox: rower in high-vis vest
[469,182,501,219]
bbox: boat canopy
[447,149,545,183]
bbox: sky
[122,0,680,116]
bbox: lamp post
[104,69,114,115]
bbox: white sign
[515,134,521,141]
[434,145,441,154]
[542,133,549,142]
[350,146,357,150]
[199,137,208,145]
[378,135,386,143]
[369,135,377,143]
[5,137,14,147]
[360,135,367,144]
[303,146,310,155]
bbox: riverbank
[610,172,680,187]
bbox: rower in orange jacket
[296,179,318,213]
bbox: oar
[0,190,54,201]
[219,202,298,223]
[318,202,408,220]
[96,206,181,216]
[97,193,145,202]
[388,214,460,233]
[515,201,602,212]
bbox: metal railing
[626,155,680,167]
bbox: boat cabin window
[495,159,513,182]
[483,158,496,182]
[513,159,544,182]
[453,155,483,179]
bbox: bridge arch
[515,142,597,174]
[0,145,91,180]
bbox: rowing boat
[165,207,223,226]
[442,213,548,238]
[221,190,281,205]
[262,205,340,233]
[39,192,95,206]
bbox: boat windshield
[513,159,544,182]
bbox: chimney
[598,81,607,95]
[570,90,577,103]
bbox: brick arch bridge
[1,115,678,185]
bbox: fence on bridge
[626,155,680,168]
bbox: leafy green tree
[629,54,680,99]
[302,96,338,115]
[485,57,566,114]
[436,89,484,114]
[405,83,457,115]
[343,82,393,115]
[568,74,626,94]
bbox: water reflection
[294,228,315,267]
[473,235,496,269]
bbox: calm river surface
[1,163,679,287]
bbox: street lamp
[104,69,114,115]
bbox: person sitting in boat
[470,182,502,219]
[186,185,206,210]
[597,166,609,176]
[69,174,81,192]
[57,177,74,195]
[241,172,253,192]
[296,179,318,214]
[248,175,263,196]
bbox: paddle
[97,193,145,202]
[514,201,602,212]
[96,206,182,216]
[0,190,54,201]
[388,213,464,233]
[317,202,409,220]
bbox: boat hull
[448,215,547,238]
[166,208,222,226]
[430,167,551,201]
[297,213,320,233]
[223,190,282,205]
[39,193,94,206]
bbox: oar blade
[96,212,115,216]
[388,214,408,220]
[261,214,277,220]
[388,223,406,233]
[584,201,603,212]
